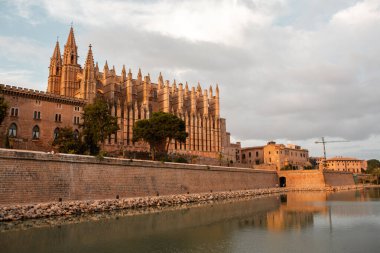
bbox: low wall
[277,170,326,188]
[277,170,355,188]
[0,149,278,205]
[323,171,355,186]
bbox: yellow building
[241,141,309,170]
[322,157,367,173]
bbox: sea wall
[277,170,355,188]
[277,170,326,188]
[0,149,278,205]
[324,171,355,186]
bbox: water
[1,188,380,253]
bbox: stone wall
[277,170,355,188]
[0,149,278,205]
[277,170,326,188]
[323,171,355,186]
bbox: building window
[10,107,19,117]
[55,114,62,122]
[74,106,80,111]
[242,154,246,159]
[249,152,251,158]
[56,103,62,109]
[8,123,17,137]
[256,151,259,157]
[73,116,80,125]
[33,111,41,120]
[35,100,41,106]
[54,127,60,140]
[32,125,40,139]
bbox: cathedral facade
[1,27,231,160]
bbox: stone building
[0,27,234,160]
[0,85,85,151]
[320,157,367,173]
[240,141,310,170]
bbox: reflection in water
[1,188,380,253]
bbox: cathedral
[1,27,236,162]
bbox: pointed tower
[60,26,81,97]
[126,68,133,105]
[158,72,164,89]
[80,44,96,102]
[137,68,142,81]
[47,40,62,94]
[215,84,220,117]
[121,65,127,84]
[103,61,109,80]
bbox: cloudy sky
[1,0,379,159]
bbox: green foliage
[367,159,380,174]
[281,165,293,171]
[0,92,9,125]
[52,127,85,154]
[372,168,380,184]
[173,156,188,164]
[133,112,188,160]
[81,98,119,155]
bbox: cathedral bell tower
[60,26,81,97]
[47,40,62,94]
[79,44,96,102]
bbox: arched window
[32,125,40,139]
[8,123,17,137]
[73,129,79,139]
[54,127,60,140]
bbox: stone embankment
[0,185,363,222]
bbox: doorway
[279,177,286,187]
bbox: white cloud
[2,0,380,159]
[331,0,380,26]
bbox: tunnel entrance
[279,177,286,187]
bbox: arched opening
[279,177,286,187]
[54,127,60,140]
[32,125,40,139]
[8,123,17,137]
[73,129,79,139]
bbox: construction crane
[315,137,350,170]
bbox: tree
[81,97,119,155]
[52,127,85,154]
[372,168,380,185]
[0,91,8,124]
[367,159,380,174]
[133,112,188,160]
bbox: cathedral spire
[47,40,62,94]
[51,41,62,64]
[63,26,78,65]
[103,60,109,79]
[128,68,132,80]
[66,26,77,48]
[121,65,126,82]
[80,44,96,102]
[84,44,94,67]
[138,68,142,79]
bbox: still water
[1,188,380,253]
